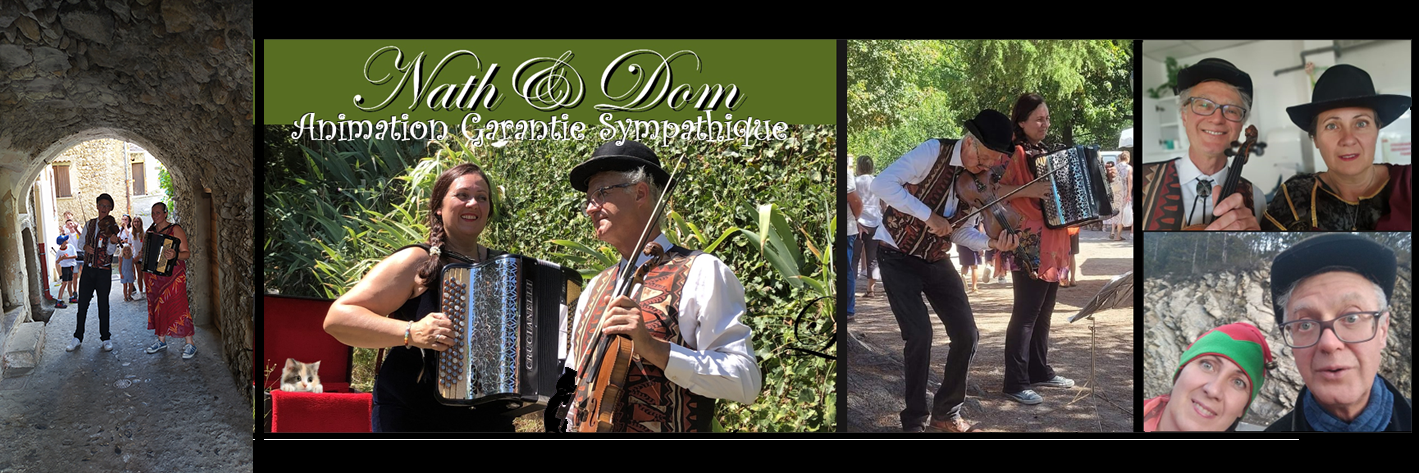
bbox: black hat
[1270,233,1397,325]
[568,140,671,193]
[962,109,1014,155]
[1174,58,1253,99]
[1286,64,1412,134]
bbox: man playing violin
[561,140,762,432]
[1141,58,1263,230]
[871,110,1024,432]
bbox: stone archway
[0,2,253,391]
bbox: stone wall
[52,138,128,223]
[0,1,253,397]
[1143,262,1413,426]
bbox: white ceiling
[1142,40,1258,62]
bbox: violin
[1183,125,1265,230]
[573,242,667,432]
[951,166,1037,275]
[945,149,1068,276]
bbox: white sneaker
[102,340,114,352]
[65,337,80,352]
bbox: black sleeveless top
[371,246,514,432]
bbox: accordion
[143,232,182,276]
[435,254,583,415]
[1032,145,1115,229]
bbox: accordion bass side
[143,232,181,276]
[436,254,583,415]
[1033,145,1115,229]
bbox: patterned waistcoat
[572,246,714,432]
[1141,158,1254,230]
[881,139,964,262]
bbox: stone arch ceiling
[0,1,254,389]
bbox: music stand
[1041,271,1133,430]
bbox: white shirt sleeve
[952,214,990,252]
[660,254,762,405]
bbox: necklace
[442,244,484,264]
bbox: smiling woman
[322,163,515,432]
[1143,322,1274,432]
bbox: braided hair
[416,163,496,292]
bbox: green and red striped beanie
[1173,322,1274,410]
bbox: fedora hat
[1286,64,1412,134]
[962,109,1014,155]
[1175,58,1253,99]
[568,140,671,193]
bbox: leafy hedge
[264,124,837,432]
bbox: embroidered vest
[1141,158,1254,230]
[881,139,964,262]
[85,219,114,269]
[572,246,714,432]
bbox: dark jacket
[1265,375,1412,432]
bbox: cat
[280,358,324,393]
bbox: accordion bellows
[435,254,582,416]
[143,232,181,276]
[1033,145,1115,229]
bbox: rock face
[1144,262,1412,427]
[0,1,253,399]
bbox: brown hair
[1010,93,1047,141]
[416,163,496,292]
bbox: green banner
[264,40,837,143]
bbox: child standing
[55,235,78,308]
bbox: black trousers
[877,246,978,428]
[1002,270,1059,393]
[74,266,112,342]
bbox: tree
[847,40,1134,164]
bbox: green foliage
[848,40,1134,163]
[157,167,176,214]
[263,124,837,432]
[1147,57,1188,99]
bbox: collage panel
[1139,40,1411,231]
[844,40,1136,433]
[260,40,836,434]
[1140,40,1412,433]
[1142,232,1411,432]
[0,1,255,467]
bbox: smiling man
[1266,233,1412,432]
[560,140,761,433]
[1141,58,1264,230]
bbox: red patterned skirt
[146,260,194,338]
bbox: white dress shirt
[855,174,882,228]
[563,233,762,405]
[1175,155,1266,227]
[845,153,858,237]
[871,139,990,253]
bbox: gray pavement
[0,270,252,472]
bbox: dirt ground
[0,273,253,471]
[846,229,1135,433]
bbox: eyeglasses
[586,182,634,209]
[1187,97,1248,123]
[1279,311,1386,348]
